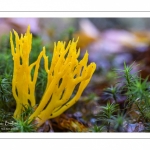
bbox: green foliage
[103,85,122,103]
[90,124,105,132]
[0,54,13,75]
[95,62,150,132]
[0,35,13,74]
[35,68,48,103]
[0,36,15,131]
[0,35,10,52]
[99,102,118,119]
[127,77,150,105]
[0,109,13,132]
[12,117,37,132]
[115,63,150,123]
[11,105,37,132]
[0,75,14,111]
[111,113,126,132]
[115,62,138,86]
[96,102,119,132]
[30,36,52,103]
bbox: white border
[1,137,149,150]
[1,12,150,18]
[0,133,150,139]
[0,0,150,11]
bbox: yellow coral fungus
[10,26,45,119]
[10,25,96,127]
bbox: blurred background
[1,18,150,78]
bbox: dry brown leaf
[51,114,89,132]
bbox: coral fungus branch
[10,26,44,119]
[29,39,96,127]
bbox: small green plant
[97,102,119,132]
[90,124,105,132]
[111,113,126,132]
[11,105,37,132]
[103,85,122,103]
[115,62,138,86]
[12,118,37,132]
[12,117,37,132]
[116,63,150,122]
